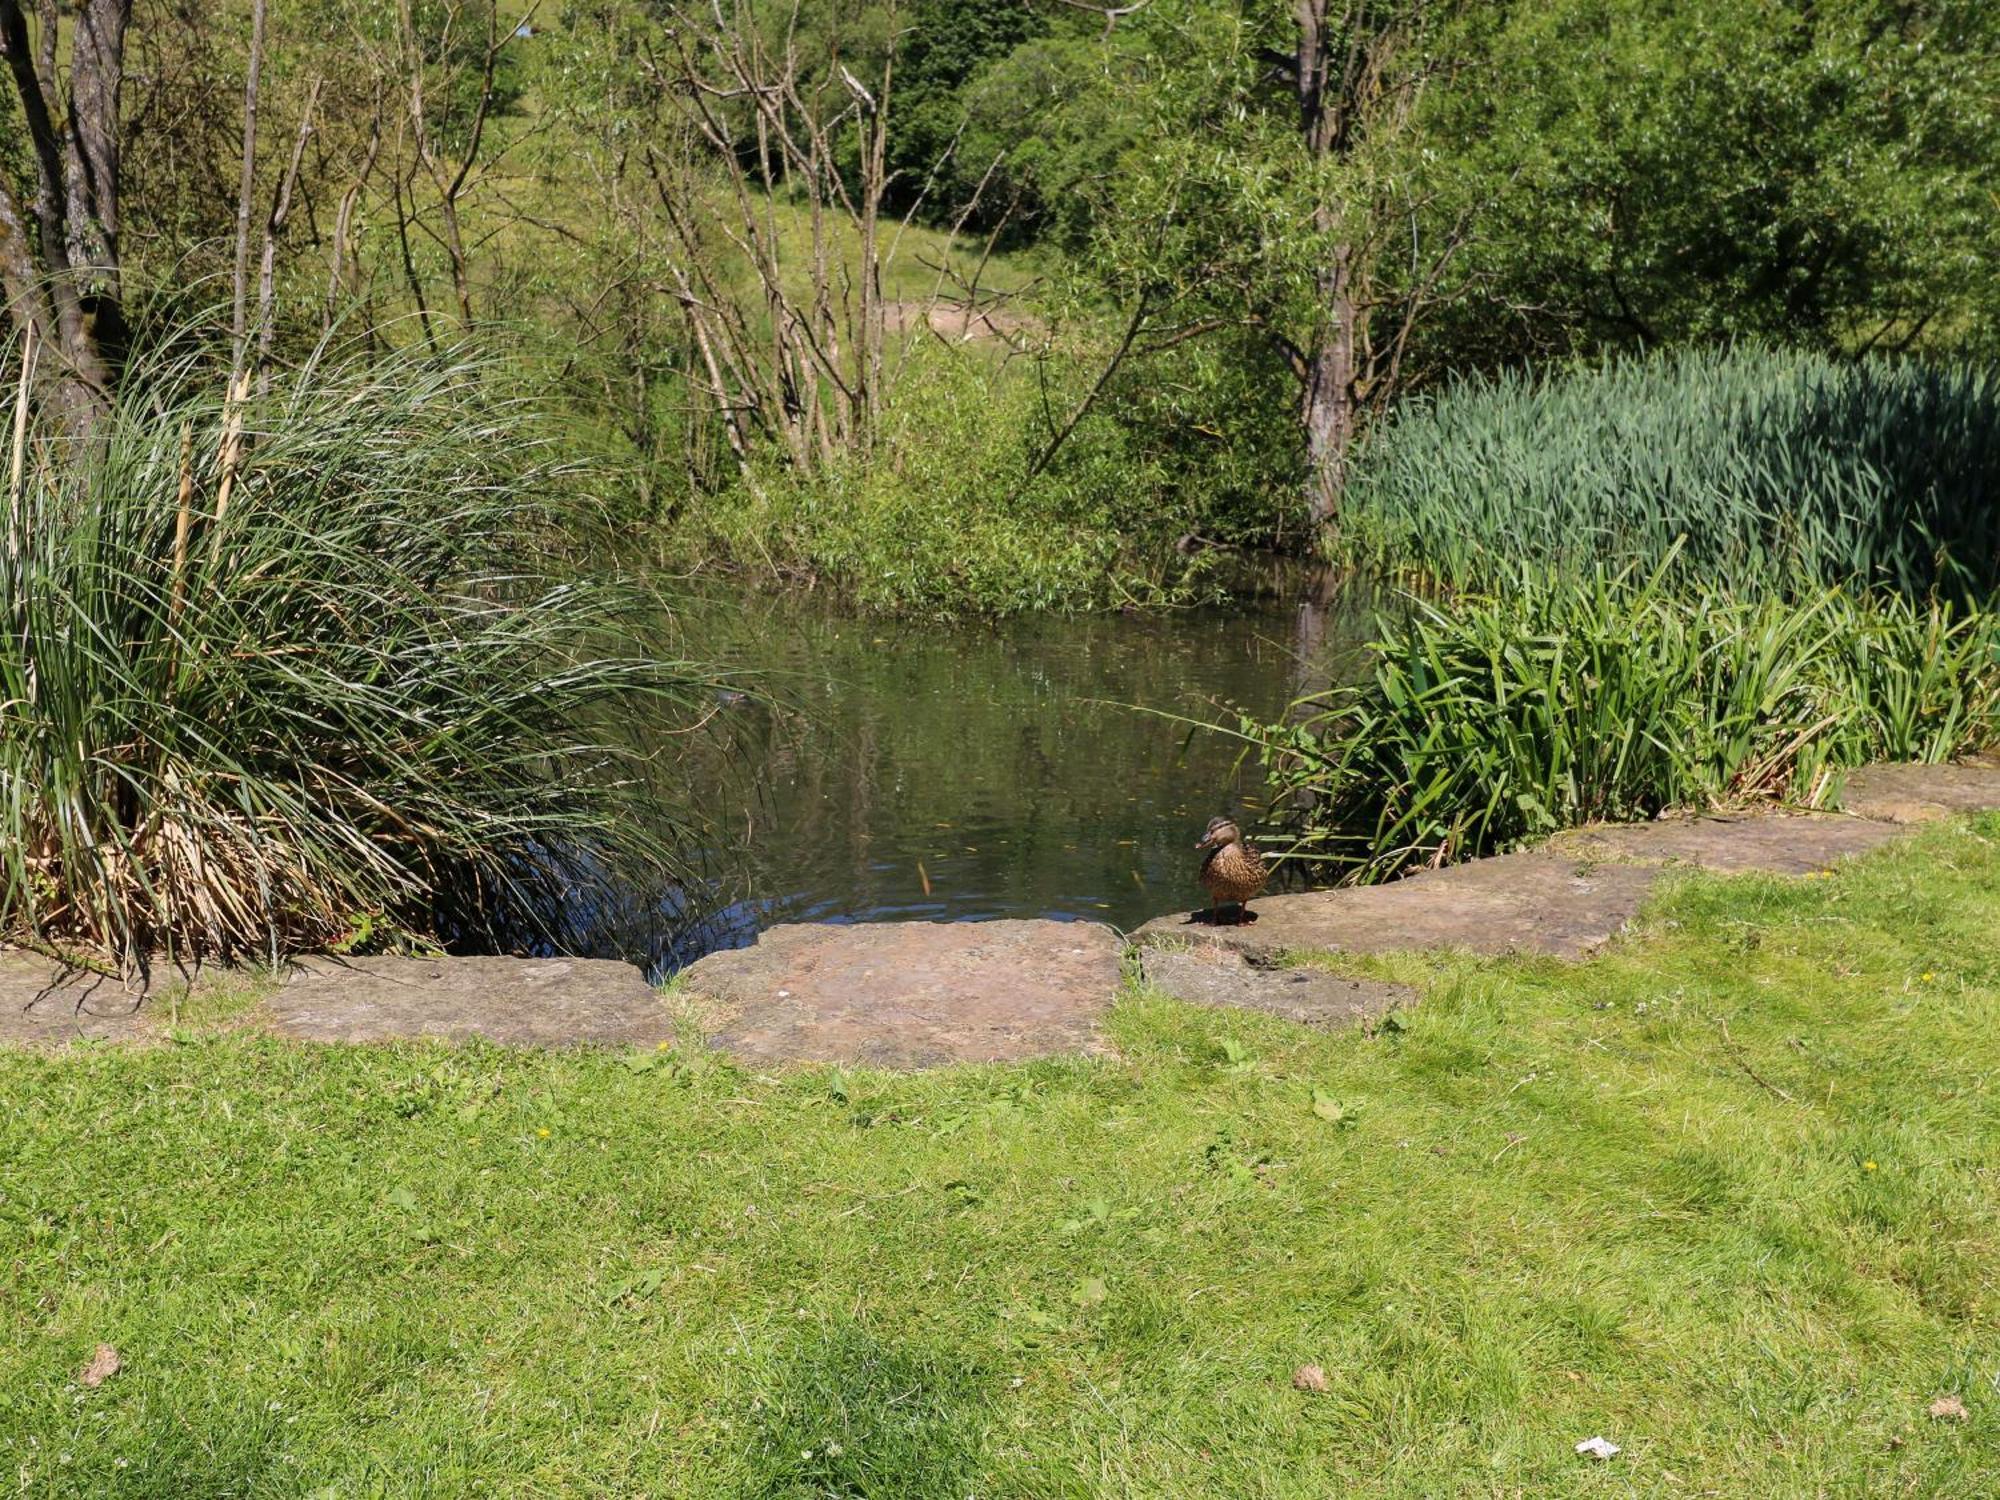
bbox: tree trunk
[0,0,130,428]
[1301,240,1355,530]
[65,0,128,378]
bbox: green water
[641,573,1379,969]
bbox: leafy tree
[1422,0,2000,364]
[883,0,1056,225]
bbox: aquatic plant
[1244,563,1999,880]
[0,337,719,973]
[1339,345,2000,600]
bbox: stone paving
[0,954,164,1048]
[4,760,1997,1066]
[267,956,676,1048]
[1137,944,1415,1030]
[687,919,1123,1068]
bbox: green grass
[5,820,1999,1495]
[1341,344,2000,601]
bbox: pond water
[548,570,1382,977]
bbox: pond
[540,570,1383,978]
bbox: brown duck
[1196,815,1266,924]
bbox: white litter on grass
[1575,1436,1621,1460]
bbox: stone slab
[1548,812,1903,874]
[1133,851,1661,961]
[0,953,160,1048]
[1839,759,2000,824]
[1140,944,1415,1029]
[266,955,673,1047]
[681,919,1122,1069]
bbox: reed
[0,335,718,973]
[1248,564,1999,881]
[1340,345,2000,600]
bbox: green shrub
[1341,345,2000,600]
[671,342,1246,616]
[0,340,718,972]
[1244,564,1999,881]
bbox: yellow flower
[657,1040,673,1051]
[536,1127,552,1139]
[1921,971,1936,982]
[1863,1161,1878,1171]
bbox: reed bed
[1248,564,1999,881]
[0,336,717,974]
[1339,345,2000,600]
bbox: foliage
[98,0,2000,596]
[5,821,2000,1491]
[1425,0,2000,366]
[0,338,718,970]
[1340,345,2000,601]
[672,341,1232,614]
[878,0,1064,231]
[19,0,2000,580]
[1244,566,1999,880]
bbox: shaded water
[557,573,1380,976]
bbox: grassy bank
[4,819,1998,1494]
[666,335,1296,617]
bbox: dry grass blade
[0,333,727,974]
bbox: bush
[1341,345,2000,600]
[0,340,718,972]
[672,341,1232,615]
[1244,564,2000,881]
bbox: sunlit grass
[2,818,1996,1494]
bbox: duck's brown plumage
[1197,817,1267,908]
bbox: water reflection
[527,572,1382,976]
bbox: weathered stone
[9,759,1999,1060]
[1140,944,1415,1029]
[682,919,1122,1069]
[1839,759,2000,825]
[266,955,673,1047]
[0,953,160,1048]
[1132,851,1660,961]
[1549,812,1903,874]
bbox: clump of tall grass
[1341,345,2000,600]
[0,336,718,974]
[1246,564,1999,881]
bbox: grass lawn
[3,819,1997,1497]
